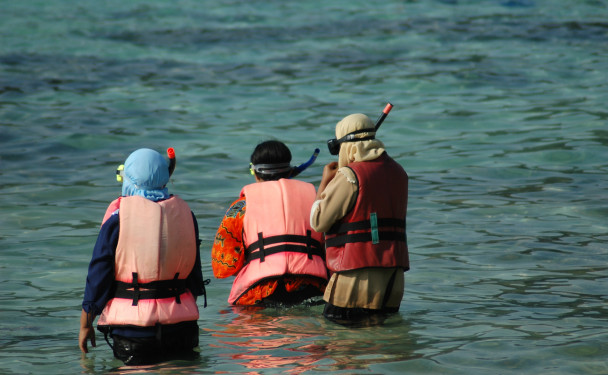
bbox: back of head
[250,140,293,181]
[122,148,170,201]
[335,113,375,139]
[336,114,385,168]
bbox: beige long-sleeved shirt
[310,167,358,232]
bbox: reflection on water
[208,306,421,374]
[79,348,210,375]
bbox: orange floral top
[211,197,325,305]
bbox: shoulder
[337,167,357,185]
[225,197,246,218]
[281,178,317,195]
[99,212,120,237]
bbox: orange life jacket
[325,153,409,273]
[97,195,199,327]
[228,179,327,305]
[101,197,121,225]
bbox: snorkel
[375,102,393,131]
[290,103,393,176]
[167,147,176,177]
[291,148,320,178]
[250,147,320,179]
[327,102,393,155]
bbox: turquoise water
[1,0,607,373]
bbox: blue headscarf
[121,148,170,202]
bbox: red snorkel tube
[167,147,176,177]
[375,102,393,131]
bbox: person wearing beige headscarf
[311,113,410,325]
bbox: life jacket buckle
[370,213,379,245]
[258,232,265,262]
[306,230,313,259]
[172,273,181,304]
[131,272,140,306]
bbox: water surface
[1,0,607,374]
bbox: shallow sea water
[1,0,607,374]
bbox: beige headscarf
[336,113,386,168]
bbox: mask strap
[250,162,292,175]
[337,128,376,143]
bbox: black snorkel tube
[375,102,393,131]
[290,148,320,178]
[167,147,176,177]
[326,102,394,155]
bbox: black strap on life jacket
[97,325,115,351]
[325,217,406,248]
[245,230,325,263]
[113,272,186,306]
[328,217,405,234]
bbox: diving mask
[116,164,125,182]
[249,162,292,176]
[326,129,376,155]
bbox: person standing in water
[79,148,207,365]
[211,140,328,306]
[310,112,409,325]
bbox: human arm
[186,212,210,307]
[211,197,246,278]
[80,214,119,354]
[187,212,204,294]
[310,167,358,233]
[315,162,339,200]
[79,309,96,353]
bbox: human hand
[79,326,96,354]
[321,162,339,184]
[316,162,339,199]
[79,309,96,354]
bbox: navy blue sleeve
[82,214,120,315]
[186,212,206,298]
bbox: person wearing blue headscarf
[79,148,208,365]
